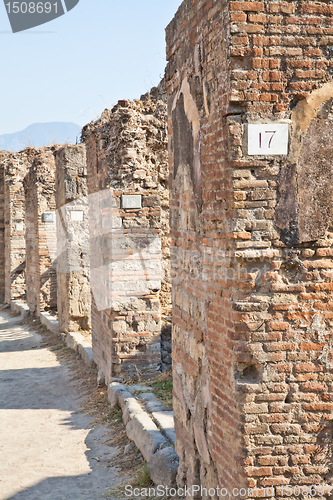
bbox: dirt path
[0,310,137,500]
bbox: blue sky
[0,0,181,135]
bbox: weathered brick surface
[55,144,91,333]
[167,0,333,496]
[24,148,57,315]
[82,88,170,381]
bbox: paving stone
[127,384,151,394]
[152,411,175,445]
[145,400,167,413]
[137,392,156,401]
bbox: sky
[0,0,182,135]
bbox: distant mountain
[0,122,82,152]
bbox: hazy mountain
[0,122,82,152]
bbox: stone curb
[108,382,178,487]
[66,331,94,368]
[40,311,60,335]
[10,301,95,369]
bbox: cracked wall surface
[167,0,333,496]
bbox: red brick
[230,2,264,12]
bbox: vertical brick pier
[167,0,333,496]
[2,151,33,304]
[55,144,91,333]
[24,148,57,315]
[82,91,170,382]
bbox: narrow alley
[0,309,133,500]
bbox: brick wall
[2,151,34,304]
[82,90,170,382]
[55,144,91,333]
[24,148,57,315]
[167,0,333,496]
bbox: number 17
[259,130,276,149]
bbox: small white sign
[70,210,84,222]
[122,194,142,209]
[16,222,24,232]
[248,124,289,155]
[42,212,55,223]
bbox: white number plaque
[248,124,289,155]
[70,210,84,221]
[122,195,142,209]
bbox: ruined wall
[167,0,333,496]
[0,152,7,303]
[55,144,91,333]
[2,151,34,304]
[82,90,169,381]
[24,148,57,315]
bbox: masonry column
[55,144,91,334]
[24,148,57,315]
[82,88,170,383]
[167,0,333,496]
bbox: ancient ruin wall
[82,93,170,381]
[24,148,57,315]
[2,150,36,304]
[167,0,333,496]
[55,144,91,333]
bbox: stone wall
[24,148,57,315]
[55,144,91,333]
[82,91,170,382]
[167,0,333,496]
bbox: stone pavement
[0,310,125,500]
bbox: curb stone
[66,331,94,368]
[11,300,30,318]
[148,447,179,488]
[40,311,60,335]
[108,382,178,487]
[126,412,168,462]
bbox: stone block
[148,447,179,488]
